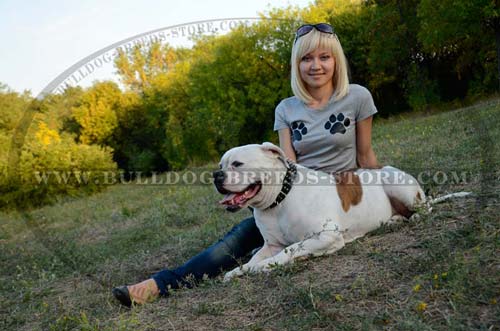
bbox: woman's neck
[307,85,334,109]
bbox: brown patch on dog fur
[416,192,422,202]
[335,172,363,212]
[389,197,414,219]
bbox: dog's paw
[261,264,275,273]
[223,267,244,282]
[386,214,407,225]
[409,213,421,222]
[324,112,350,135]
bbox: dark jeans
[152,216,263,296]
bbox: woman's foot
[112,278,160,307]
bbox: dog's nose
[213,170,225,183]
[213,170,229,194]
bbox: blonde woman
[113,23,379,307]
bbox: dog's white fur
[218,143,427,282]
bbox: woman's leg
[152,216,263,296]
[113,216,263,306]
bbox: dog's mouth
[219,182,262,210]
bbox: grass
[1,100,499,330]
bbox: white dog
[213,142,427,282]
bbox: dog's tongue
[219,185,260,206]
[219,191,249,206]
[219,193,238,205]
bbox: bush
[0,123,117,209]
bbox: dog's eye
[231,161,244,167]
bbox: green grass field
[1,101,499,330]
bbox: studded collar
[267,160,297,210]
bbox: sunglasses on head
[294,23,335,43]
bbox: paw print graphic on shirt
[324,112,351,135]
[291,121,308,141]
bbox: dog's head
[213,142,288,212]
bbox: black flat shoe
[112,286,132,308]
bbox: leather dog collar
[267,160,297,209]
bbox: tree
[0,84,30,133]
[186,15,300,153]
[72,82,121,145]
[115,42,182,92]
[418,0,500,94]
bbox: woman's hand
[356,116,380,168]
[278,128,297,162]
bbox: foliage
[0,86,117,209]
[417,0,499,95]
[0,85,30,133]
[71,81,122,145]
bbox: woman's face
[299,48,335,92]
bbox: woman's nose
[311,58,320,69]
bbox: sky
[0,0,312,97]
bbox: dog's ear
[261,142,286,160]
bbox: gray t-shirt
[274,84,377,173]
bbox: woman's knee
[222,216,263,252]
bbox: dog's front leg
[251,227,345,273]
[223,243,276,282]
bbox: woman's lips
[309,74,325,79]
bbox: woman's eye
[321,55,330,60]
[231,161,244,167]
[301,56,311,61]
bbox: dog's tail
[419,191,472,214]
[429,191,473,205]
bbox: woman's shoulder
[343,84,374,105]
[276,95,302,111]
[348,84,372,97]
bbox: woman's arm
[356,116,380,168]
[278,128,297,162]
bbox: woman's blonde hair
[291,28,350,104]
